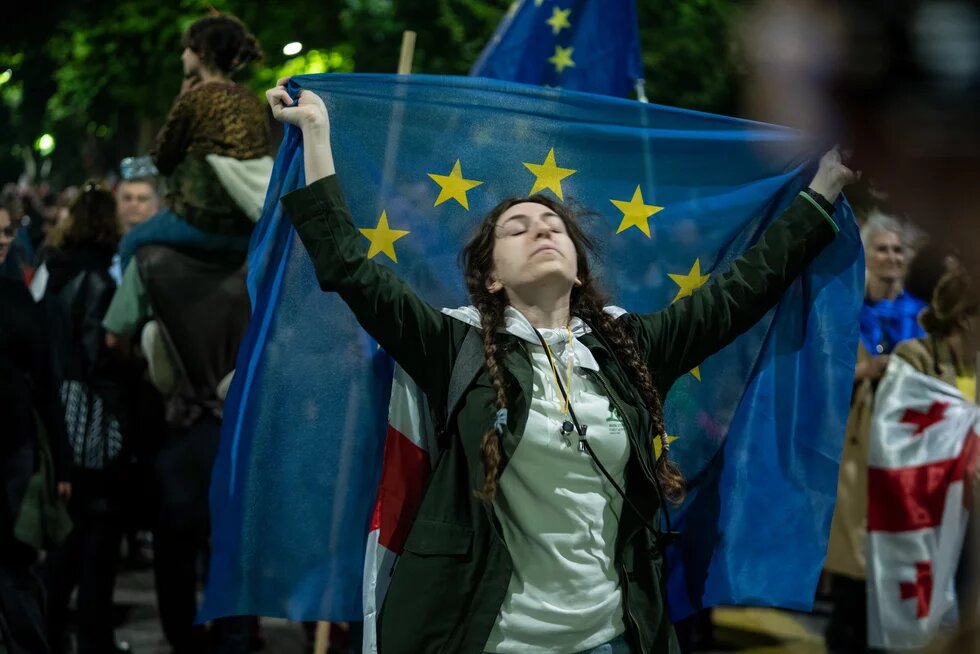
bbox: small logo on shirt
[606,405,626,437]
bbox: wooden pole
[398,30,417,75]
[313,29,418,654]
[313,621,331,654]
[380,30,417,200]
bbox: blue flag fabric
[470,0,643,97]
[201,73,862,623]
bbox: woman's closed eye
[543,215,566,234]
[498,226,526,237]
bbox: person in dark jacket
[37,182,130,654]
[0,202,71,654]
[267,83,861,654]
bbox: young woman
[266,81,858,654]
[38,183,130,654]
[118,13,270,269]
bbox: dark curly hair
[49,181,119,251]
[461,194,685,505]
[183,14,263,77]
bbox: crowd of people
[0,13,274,654]
[1,5,978,654]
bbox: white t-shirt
[483,326,630,653]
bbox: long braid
[575,288,686,504]
[473,296,509,502]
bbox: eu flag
[471,0,643,97]
[201,73,861,623]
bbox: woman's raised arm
[625,149,860,389]
[266,79,337,183]
[268,80,460,401]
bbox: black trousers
[152,414,249,654]
[45,500,122,654]
[0,541,49,654]
[825,574,868,653]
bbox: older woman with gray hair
[824,209,928,652]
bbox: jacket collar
[441,305,627,372]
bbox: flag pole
[379,30,417,203]
[398,30,417,75]
[313,621,331,654]
[312,33,420,654]
[634,78,649,104]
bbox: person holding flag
[264,79,858,654]
[866,263,979,650]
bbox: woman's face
[0,208,13,265]
[866,229,906,285]
[182,47,203,78]
[489,201,578,295]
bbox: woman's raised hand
[266,77,329,132]
[809,147,860,203]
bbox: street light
[283,42,303,56]
[35,133,55,156]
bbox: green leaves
[1,0,744,185]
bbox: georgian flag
[867,356,980,650]
[362,366,440,654]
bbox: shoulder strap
[445,327,484,431]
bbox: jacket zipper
[589,368,656,654]
[619,562,648,654]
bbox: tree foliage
[1,0,743,186]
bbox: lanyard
[541,325,576,436]
[532,325,676,549]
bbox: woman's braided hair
[461,194,685,504]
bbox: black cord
[531,328,673,549]
[585,324,677,540]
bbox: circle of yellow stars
[358,147,689,282]
[358,148,712,385]
[342,1,738,468]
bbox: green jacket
[281,176,839,654]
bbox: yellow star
[668,258,711,303]
[359,210,410,263]
[546,7,571,34]
[548,45,575,73]
[427,159,483,210]
[690,367,701,382]
[522,148,577,199]
[654,434,681,460]
[610,185,664,238]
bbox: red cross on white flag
[867,357,979,650]
[898,561,933,619]
[900,401,950,436]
